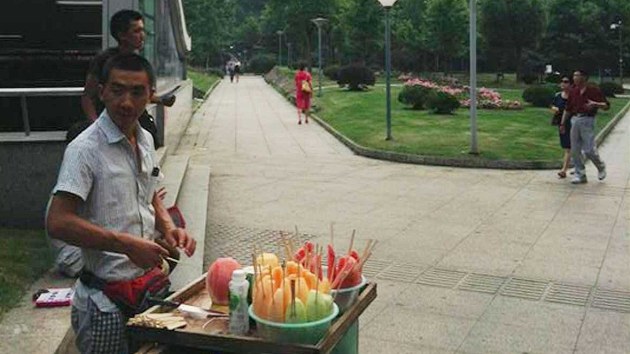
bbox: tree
[183,0,236,67]
[339,0,382,64]
[479,0,545,79]
[392,0,430,71]
[424,0,468,73]
[542,0,629,78]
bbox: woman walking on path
[551,75,572,178]
[294,63,312,125]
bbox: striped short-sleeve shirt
[50,111,159,312]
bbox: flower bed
[399,75,522,111]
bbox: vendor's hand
[123,235,169,269]
[164,227,196,257]
[161,94,176,107]
[156,187,167,200]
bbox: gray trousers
[570,116,605,177]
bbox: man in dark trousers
[47,54,196,353]
[560,70,609,184]
[81,9,175,148]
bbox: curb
[595,99,630,146]
[192,77,222,114]
[265,77,629,170]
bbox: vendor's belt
[79,268,170,317]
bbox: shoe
[598,166,607,180]
[305,119,309,124]
[557,171,567,179]
[571,176,587,184]
[298,120,302,125]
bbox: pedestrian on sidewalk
[295,63,312,125]
[228,61,236,83]
[560,69,609,184]
[551,75,572,179]
[234,61,241,83]
[47,54,196,354]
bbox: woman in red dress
[294,63,312,124]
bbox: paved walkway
[180,76,630,353]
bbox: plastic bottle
[228,269,250,335]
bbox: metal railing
[0,87,84,136]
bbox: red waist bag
[81,267,170,317]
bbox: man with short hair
[81,9,174,147]
[560,70,609,184]
[47,53,196,353]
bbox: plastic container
[228,270,250,335]
[248,303,339,345]
[330,274,367,314]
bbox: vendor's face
[99,68,153,128]
[119,19,145,50]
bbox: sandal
[557,171,567,179]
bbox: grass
[187,67,222,93]
[0,229,53,320]
[313,86,629,161]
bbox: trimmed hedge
[398,85,432,110]
[522,85,556,107]
[323,65,340,81]
[599,82,624,97]
[248,54,276,74]
[337,64,375,91]
[427,91,460,114]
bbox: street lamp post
[287,42,292,68]
[276,30,284,66]
[311,18,328,97]
[469,0,478,154]
[377,0,397,141]
[611,21,623,84]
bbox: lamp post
[469,0,478,154]
[287,42,292,68]
[311,18,328,97]
[276,30,284,66]
[377,0,397,141]
[611,21,623,84]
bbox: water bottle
[228,269,250,335]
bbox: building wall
[163,80,193,150]
[0,140,65,228]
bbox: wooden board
[129,273,377,354]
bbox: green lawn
[314,86,629,161]
[0,229,53,320]
[187,67,222,93]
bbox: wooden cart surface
[129,273,377,354]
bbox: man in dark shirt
[560,70,609,184]
[81,10,175,147]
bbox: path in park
[178,76,630,353]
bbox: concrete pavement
[179,76,630,353]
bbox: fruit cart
[129,273,377,354]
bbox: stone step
[158,153,190,208]
[168,164,211,290]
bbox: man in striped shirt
[47,54,196,353]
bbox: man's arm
[150,94,176,107]
[152,193,196,256]
[81,74,100,121]
[47,192,168,269]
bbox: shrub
[398,85,432,110]
[545,73,562,84]
[323,65,340,81]
[598,82,624,97]
[248,54,276,74]
[426,91,460,114]
[337,64,375,91]
[521,73,538,84]
[522,85,556,107]
[205,67,225,77]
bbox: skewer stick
[163,256,180,264]
[348,230,356,256]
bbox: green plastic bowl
[248,303,339,345]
